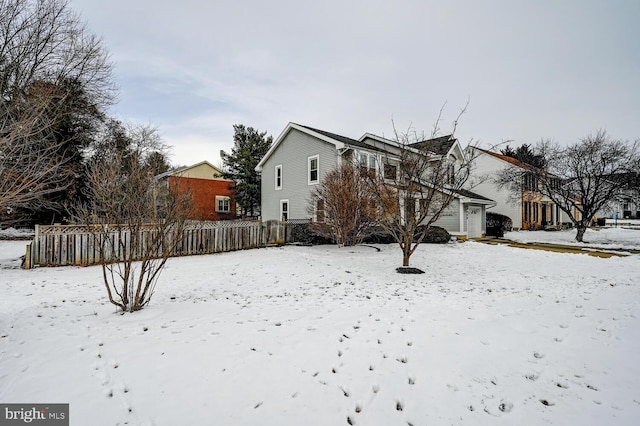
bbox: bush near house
[360,226,450,245]
[416,226,451,244]
[486,212,513,238]
[289,221,334,245]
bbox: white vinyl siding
[428,199,461,232]
[260,128,340,221]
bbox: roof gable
[255,123,351,172]
[156,161,226,180]
[409,135,456,156]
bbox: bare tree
[0,0,114,220]
[74,125,192,312]
[308,161,378,246]
[366,124,474,269]
[496,131,639,242]
[0,0,114,104]
[0,84,72,217]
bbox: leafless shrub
[308,161,378,246]
[74,125,192,312]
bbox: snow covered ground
[1,229,639,425]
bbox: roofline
[155,160,225,180]
[359,132,447,158]
[255,123,346,172]
[472,147,532,170]
[458,196,497,207]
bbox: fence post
[32,224,40,266]
[24,242,31,269]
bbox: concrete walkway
[474,237,639,258]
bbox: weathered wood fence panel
[25,219,302,268]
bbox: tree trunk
[575,225,587,242]
[402,235,412,266]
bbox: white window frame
[308,155,319,185]
[358,151,377,176]
[215,196,231,213]
[383,161,397,181]
[280,199,289,222]
[275,164,282,190]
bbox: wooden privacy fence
[24,219,299,268]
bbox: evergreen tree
[501,143,546,169]
[220,125,272,217]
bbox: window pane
[275,166,282,188]
[384,163,396,179]
[317,199,325,222]
[369,155,376,169]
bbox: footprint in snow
[498,402,513,413]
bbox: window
[368,154,376,169]
[315,198,325,222]
[275,165,282,190]
[308,155,319,185]
[445,155,456,185]
[533,202,539,222]
[524,173,538,191]
[280,200,289,221]
[384,162,397,180]
[358,151,377,177]
[216,196,230,213]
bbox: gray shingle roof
[409,135,455,156]
[296,124,392,154]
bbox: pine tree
[220,125,272,217]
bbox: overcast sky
[71,0,640,167]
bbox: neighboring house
[597,172,640,220]
[468,148,574,230]
[255,123,495,238]
[155,161,236,221]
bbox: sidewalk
[474,237,639,258]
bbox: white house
[255,123,495,238]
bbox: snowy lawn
[1,233,639,425]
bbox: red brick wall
[169,176,236,221]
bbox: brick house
[155,161,236,221]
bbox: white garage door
[468,207,482,238]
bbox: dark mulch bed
[396,267,425,274]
